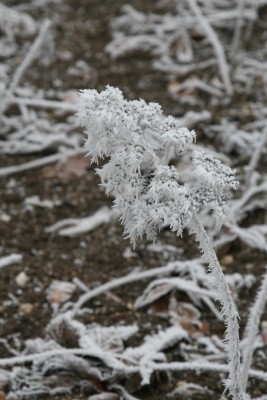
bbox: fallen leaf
[47,280,76,304]
[169,297,208,337]
[135,282,174,309]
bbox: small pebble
[15,272,29,288]
[19,303,34,314]
[221,255,234,266]
[0,214,11,222]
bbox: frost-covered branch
[187,0,233,95]
[46,207,116,237]
[0,149,84,177]
[0,254,23,269]
[0,19,52,117]
[241,268,267,394]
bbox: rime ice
[78,86,238,244]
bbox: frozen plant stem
[78,86,240,399]
[189,213,242,399]
[241,267,267,394]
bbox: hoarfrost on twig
[187,0,232,95]
[46,207,117,237]
[0,254,23,270]
[241,268,267,393]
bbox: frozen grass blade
[241,267,267,394]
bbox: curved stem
[189,213,243,400]
[241,267,267,393]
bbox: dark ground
[1,0,267,399]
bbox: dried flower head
[78,86,238,244]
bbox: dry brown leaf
[169,297,201,320]
[169,297,208,337]
[0,391,6,400]
[149,295,170,315]
[47,280,76,304]
[135,282,174,309]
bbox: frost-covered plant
[78,86,241,399]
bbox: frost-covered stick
[46,207,116,237]
[0,149,83,178]
[232,0,246,53]
[0,348,124,369]
[0,352,266,382]
[10,96,78,112]
[73,261,212,311]
[188,0,233,95]
[0,254,22,269]
[188,213,242,399]
[0,19,51,117]
[241,267,267,394]
[0,3,36,38]
[119,361,267,382]
[245,128,267,189]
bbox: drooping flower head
[78,86,238,245]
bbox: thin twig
[245,128,267,189]
[0,254,23,269]
[232,0,246,53]
[10,96,78,112]
[73,260,206,311]
[188,0,233,95]
[0,351,266,383]
[119,362,267,382]
[0,19,51,117]
[0,149,84,177]
[241,267,267,393]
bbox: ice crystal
[78,86,237,245]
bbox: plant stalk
[189,212,243,400]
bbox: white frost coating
[0,19,52,117]
[241,268,267,394]
[72,260,202,311]
[46,207,116,237]
[188,0,233,95]
[78,86,237,245]
[0,149,83,177]
[134,277,216,309]
[0,3,36,38]
[188,213,242,400]
[123,326,187,385]
[78,86,241,399]
[0,254,22,269]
